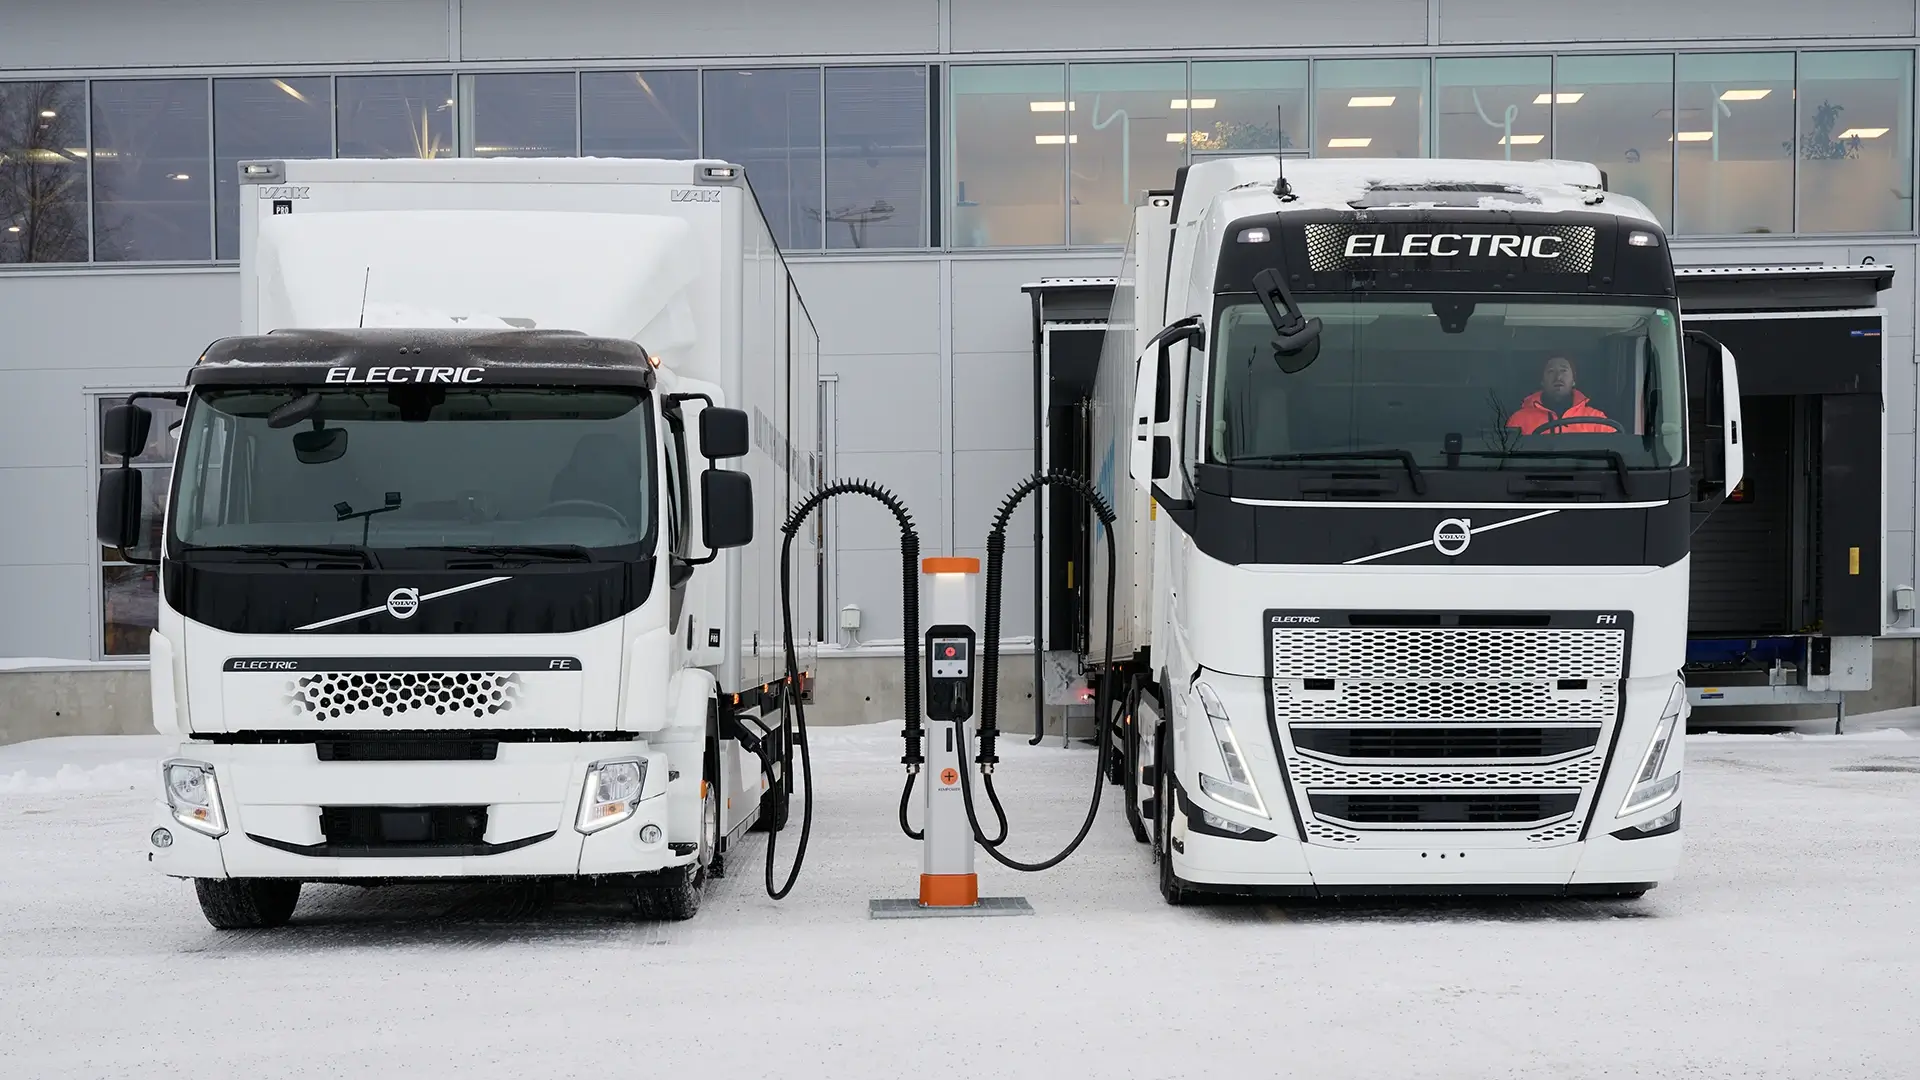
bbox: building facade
[3,1,1919,730]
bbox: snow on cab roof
[1185,156,1661,229]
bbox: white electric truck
[1093,157,1745,902]
[98,157,820,927]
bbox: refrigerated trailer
[98,157,821,927]
[1046,156,1754,902]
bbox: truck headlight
[1618,684,1684,817]
[576,758,648,834]
[1193,682,1269,819]
[162,759,227,838]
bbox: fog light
[639,824,662,845]
[1201,810,1251,834]
[150,828,174,849]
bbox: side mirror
[97,467,143,551]
[102,404,153,459]
[700,468,754,549]
[699,406,750,460]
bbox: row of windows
[3,50,1915,264]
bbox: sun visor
[255,209,701,356]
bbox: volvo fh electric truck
[1091,157,1745,902]
[99,158,820,927]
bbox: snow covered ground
[4,721,1918,1079]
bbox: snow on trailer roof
[187,327,659,389]
[1185,156,1661,228]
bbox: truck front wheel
[193,878,301,929]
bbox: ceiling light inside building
[171,173,191,180]
[1166,132,1189,143]
[1348,96,1395,108]
[1034,134,1078,145]
[1499,134,1545,145]
[1534,92,1584,105]
[1327,137,1372,148]
[273,79,309,104]
[1029,101,1074,113]
[39,109,56,118]
[5,226,18,233]
[1674,131,1715,142]
[1838,127,1890,139]
[1171,99,1217,110]
[1719,89,1771,101]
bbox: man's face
[1541,356,1576,397]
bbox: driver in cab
[1506,355,1613,434]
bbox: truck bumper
[146,741,690,881]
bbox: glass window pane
[950,64,1066,248]
[580,70,700,159]
[1676,53,1794,235]
[1068,62,1189,247]
[462,72,577,158]
[1554,55,1674,230]
[703,68,824,250]
[1797,50,1914,234]
[337,74,454,159]
[0,80,89,264]
[1436,57,1551,161]
[1189,61,1309,156]
[213,77,332,260]
[90,79,212,262]
[824,66,927,250]
[1314,59,1429,159]
[102,563,160,657]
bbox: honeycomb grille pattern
[1528,820,1583,845]
[1276,680,1618,723]
[1305,820,1363,845]
[286,672,524,721]
[1285,755,1605,789]
[1271,628,1625,682]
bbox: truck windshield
[1208,296,1685,470]
[168,386,655,555]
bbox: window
[461,72,578,158]
[90,79,211,262]
[1069,62,1189,247]
[703,68,824,250]
[1436,57,1551,161]
[213,77,332,260]
[824,66,928,250]
[1554,54,1675,230]
[1188,61,1310,156]
[97,394,184,658]
[1677,52,1794,235]
[0,80,89,264]
[663,411,691,558]
[1314,59,1429,158]
[337,74,454,159]
[1797,50,1915,234]
[581,70,700,159]
[950,64,1067,248]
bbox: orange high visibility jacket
[1506,390,1612,434]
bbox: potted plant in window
[1790,100,1872,231]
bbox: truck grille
[1268,613,1628,847]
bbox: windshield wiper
[178,543,377,568]
[414,544,595,564]
[1233,450,1427,495]
[1460,449,1631,492]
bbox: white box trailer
[98,157,820,926]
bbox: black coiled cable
[958,470,1118,873]
[767,481,921,899]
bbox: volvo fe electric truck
[98,158,820,927]
[1091,157,1745,902]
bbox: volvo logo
[1433,518,1472,557]
[385,588,421,620]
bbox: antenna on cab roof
[1274,105,1296,202]
[357,267,371,328]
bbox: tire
[1155,733,1191,907]
[1122,683,1150,845]
[633,736,719,920]
[194,878,301,929]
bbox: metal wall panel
[828,354,944,452]
[1439,0,1916,43]
[0,273,237,373]
[831,448,944,640]
[953,447,1037,548]
[791,262,941,356]
[459,0,939,60]
[0,1,450,70]
[952,350,1034,452]
[949,256,1115,355]
[0,467,90,567]
[0,565,95,660]
[948,0,1428,51]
